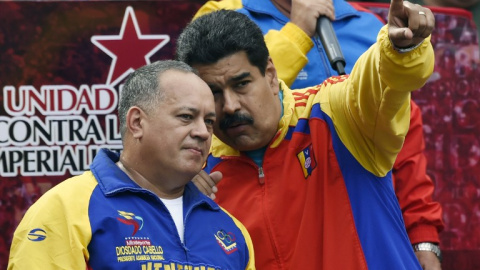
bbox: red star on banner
[91,6,170,86]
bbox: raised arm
[322,0,435,177]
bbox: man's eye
[236,81,249,88]
[205,119,215,126]
[179,114,193,120]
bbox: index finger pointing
[389,0,405,13]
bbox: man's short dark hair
[175,10,269,75]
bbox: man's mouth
[226,121,249,129]
[184,146,204,156]
[224,123,250,137]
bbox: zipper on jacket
[258,167,265,184]
[223,156,266,185]
[182,201,204,256]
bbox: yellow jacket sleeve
[8,173,96,269]
[265,23,314,87]
[319,25,434,177]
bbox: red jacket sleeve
[393,101,445,244]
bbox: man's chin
[229,137,265,152]
[224,124,250,139]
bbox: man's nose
[222,90,241,114]
[191,119,211,140]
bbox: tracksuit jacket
[8,149,255,270]
[195,0,444,246]
[204,26,433,269]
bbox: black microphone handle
[316,16,346,75]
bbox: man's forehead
[160,71,211,98]
[195,53,256,81]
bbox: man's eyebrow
[228,72,251,83]
[205,111,216,118]
[177,107,200,114]
[180,107,216,118]
[206,72,251,90]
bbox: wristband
[391,39,424,53]
[413,242,442,262]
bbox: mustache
[219,112,254,130]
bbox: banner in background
[0,1,202,267]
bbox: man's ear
[265,57,279,95]
[125,106,144,140]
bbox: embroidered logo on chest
[214,229,238,254]
[117,210,144,236]
[297,144,317,178]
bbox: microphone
[316,16,346,75]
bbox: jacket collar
[242,0,362,23]
[90,148,219,210]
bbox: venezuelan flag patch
[297,144,317,178]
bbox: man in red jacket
[179,1,438,269]
[192,0,444,269]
